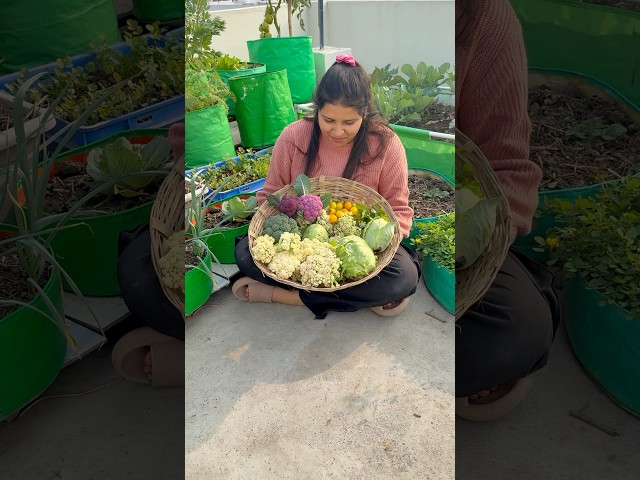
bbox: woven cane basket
[151,160,186,315]
[248,176,402,292]
[455,128,512,319]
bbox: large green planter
[203,193,256,264]
[214,63,267,117]
[422,254,455,314]
[185,251,213,316]
[564,275,640,416]
[0,268,66,421]
[247,36,316,104]
[185,103,236,168]
[46,129,168,296]
[229,70,296,149]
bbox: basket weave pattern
[151,161,186,315]
[455,129,512,318]
[248,176,402,292]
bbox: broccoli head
[262,213,300,242]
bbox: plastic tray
[185,148,271,202]
[0,27,185,149]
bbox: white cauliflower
[253,234,277,264]
[159,230,185,293]
[299,252,341,288]
[268,251,301,280]
[277,232,302,253]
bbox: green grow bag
[423,254,455,314]
[564,275,640,416]
[0,268,66,421]
[247,36,316,104]
[391,124,454,184]
[214,63,267,117]
[185,103,236,168]
[133,0,184,22]
[204,193,256,264]
[185,251,213,316]
[46,129,168,296]
[0,0,121,75]
[229,70,296,149]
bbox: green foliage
[424,188,451,200]
[411,213,455,271]
[185,68,230,113]
[192,148,272,192]
[539,176,640,316]
[186,0,226,71]
[221,195,258,222]
[565,117,627,148]
[371,61,455,125]
[6,21,184,126]
[86,136,171,197]
[259,0,311,38]
[211,54,244,71]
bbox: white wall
[210,0,454,72]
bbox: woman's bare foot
[381,300,403,310]
[468,386,499,401]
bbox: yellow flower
[414,238,422,244]
[545,236,559,248]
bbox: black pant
[117,225,184,340]
[234,235,422,319]
[455,248,560,396]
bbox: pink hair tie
[335,54,356,67]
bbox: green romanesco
[253,234,277,264]
[268,251,301,279]
[263,213,300,242]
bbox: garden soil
[0,255,50,317]
[400,103,454,135]
[408,172,454,219]
[528,84,640,190]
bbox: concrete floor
[185,277,456,480]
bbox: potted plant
[0,74,131,420]
[410,212,455,314]
[247,0,316,104]
[211,54,266,117]
[2,21,184,150]
[42,129,173,296]
[537,175,640,415]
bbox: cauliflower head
[263,213,300,242]
[268,251,301,280]
[253,234,277,264]
[277,194,299,217]
[158,230,185,293]
[299,252,341,288]
[299,194,323,222]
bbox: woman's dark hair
[303,60,391,179]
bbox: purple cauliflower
[277,194,299,217]
[299,194,323,222]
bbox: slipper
[456,375,533,422]
[370,297,410,317]
[111,326,184,387]
[231,276,275,303]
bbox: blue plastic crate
[0,27,185,149]
[185,148,271,203]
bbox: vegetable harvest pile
[251,174,397,288]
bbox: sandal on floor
[456,375,533,422]
[370,297,410,317]
[111,326,184,387]
[231,276,275,303]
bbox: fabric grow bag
[247,36,316,104]
[185,251,214,316]
[203,193,256,264]
[229,70,296,149]
[0,267,66,421]
[214,63,267,117]
[0,0,121,75]
[423,254,454,314]
[564,274,640,416]
[133,0,184,22]
[185,104,236,169]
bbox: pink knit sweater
[456,0,541,242]
[257,119,414,237]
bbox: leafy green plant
[186,0,226,71]
[185,68,230,113]
[410,213,455,271]
[424,188,451,200]
[86,136,172,197]
[372,84,434,124]
[537,176,640,316]
[221,196,258,222]
[193,148,272,191]
[6,21,184,126]
[259,0,311,38]
[371,62,454,95]
[212,54,246,71]
[565,117,627,148]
